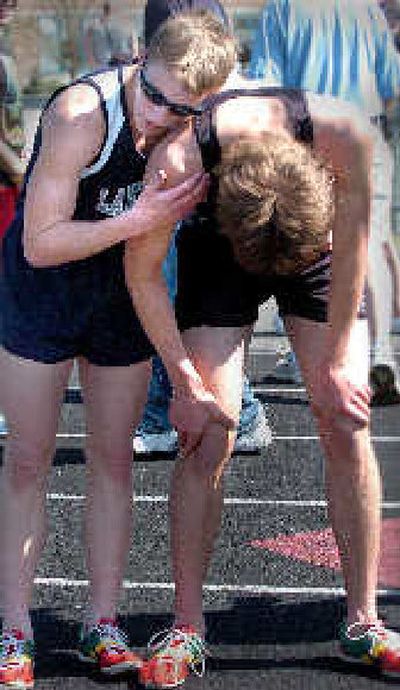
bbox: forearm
[23,211,138,267]
[125,254,203,395]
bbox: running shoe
[272,352,303,384]
[139,626,206,688]
[77,618,142,675]
[233,401,273,454]
[133,429,178,454]
[338,619,400,677]
[0,413,7,436]
[0,629,34,689]
[370,364,400,406]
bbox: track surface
[1,303,399,689]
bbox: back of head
[144,0,231,46]
[146,9,237,95]
[215,135,334,275]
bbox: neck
[123,66,146,151]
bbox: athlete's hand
[170,379,236,457]
[310,360,371,428]
[127,169,209,239]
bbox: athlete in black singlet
[125,83,391,685]
[0,13,236,690]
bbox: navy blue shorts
[1,237,155,366]
[175,218,367,330]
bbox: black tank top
[190,87,313,227]
[194,86,313,173]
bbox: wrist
[170,359,205,399]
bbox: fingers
[179,431,203,458]
[146,168,168,189]
[162,172,209,202]
[210,405,236,431]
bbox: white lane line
[3,432,393,442]
[33,578,400,597]
[253,387,306,394]
[250,347,400,355]
[63,385,308,395]
[274,436,400,442]
[45,493,400,510]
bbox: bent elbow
[23,239,51,268]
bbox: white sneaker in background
[233,403,273,454]
[0,413,7,436]
[133,429,178,454]
[272,352,303,384]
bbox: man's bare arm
[308,95,373,423]
[125,129,206,391]
[311,95,373,364]
[23,83,171,267]
[125,130,235,446]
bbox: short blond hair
[215,135,334,275]
[146,10,237,95]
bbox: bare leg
[286,317,381,624]
[170,326,248,634]
[79,357,151,625]
[0,348,72,636]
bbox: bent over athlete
[125,83,400,686]
[0,12,237,689]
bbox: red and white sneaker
[0,629,34,689]
[77,618,142,675]
[139,626,206,688]
[339,619,400,677]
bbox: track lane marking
[45,493,400,509]
[33,578,400,597]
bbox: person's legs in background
[386,98,400,333]
[366,132,400,405]
[133,227,179,453]
[133,230,272,454]
[270,314,302,384]
[0,184,20,436]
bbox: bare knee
[86,440,132,484]
[178,429,233,488]
[4,438,54,492]
[314,409,371,462]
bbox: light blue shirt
[249,0,400,115]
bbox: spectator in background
[250,0,400,405]
[84,2,132,70]
[133,0,272,455]
[0,0,26,435]
[381,0,400,49]
[382,0,400,340]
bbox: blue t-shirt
[249,0,400,115]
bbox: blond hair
[215,135,334,275]
[146,10,237,95]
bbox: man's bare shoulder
[146,125,202,188]
[39,81,105,172]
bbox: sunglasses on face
[139,69,202,118]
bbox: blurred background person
[250,0,400,404]
[0,0,26,435]
[84,1,132,70]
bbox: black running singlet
[194,86,313,173]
